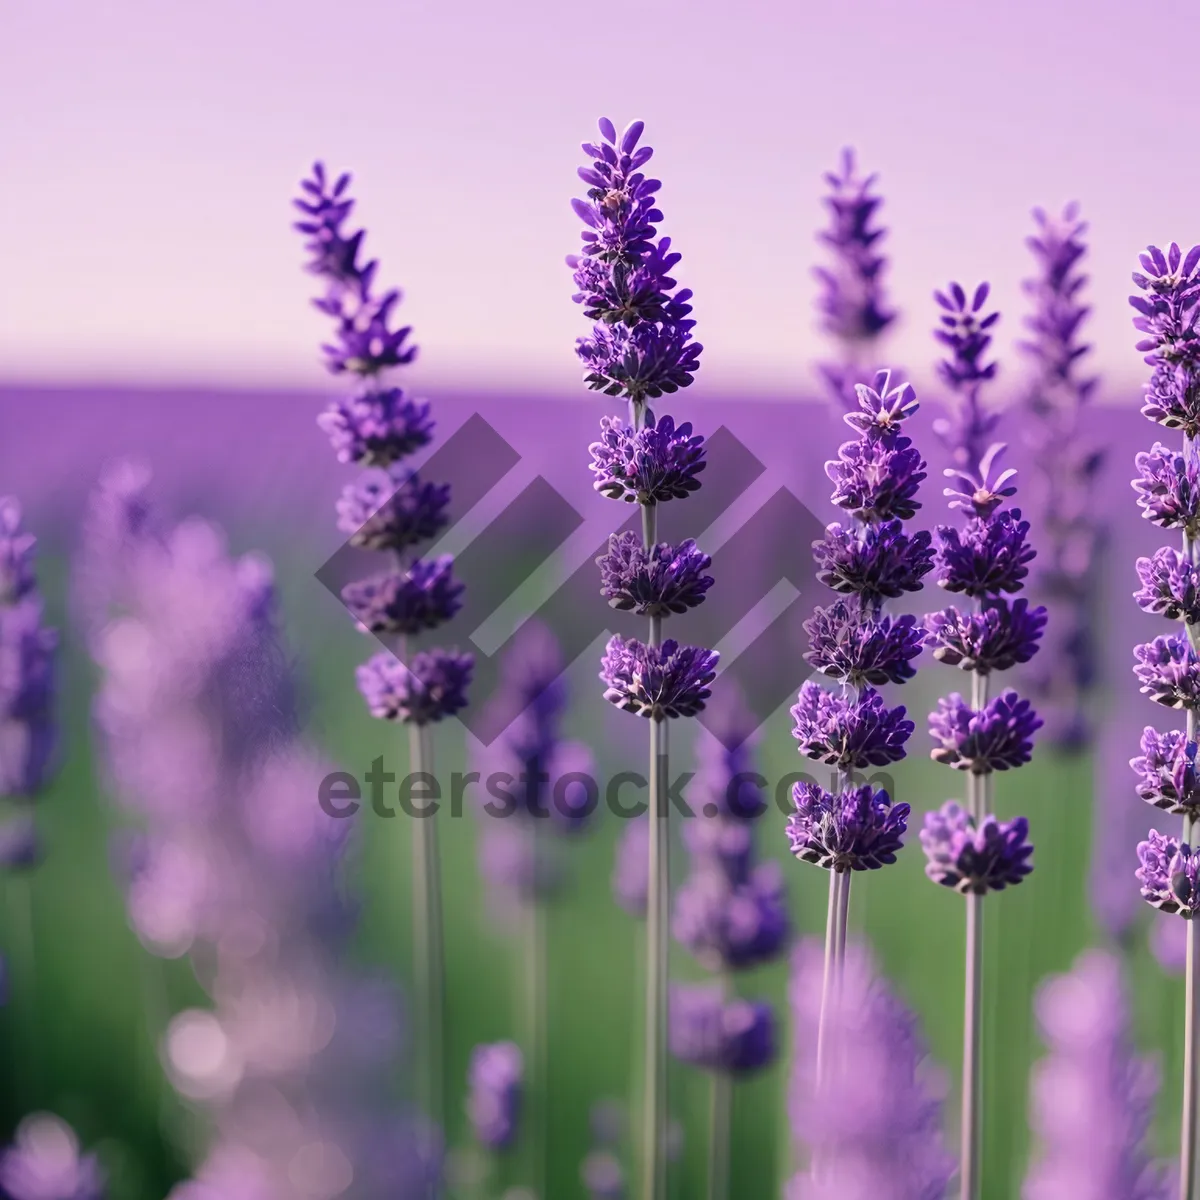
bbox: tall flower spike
[1130,242,1200,1200]
[573,117,714,1200]
[924,397,1040,1200]
[813,150,897,410]
[295,163,473,1161]
[1018,204,1105,750]
[932,281,1001,475]
[1024,951,1170,1200]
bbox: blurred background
[4,0,1200,1197]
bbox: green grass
[0,550,1183,1199]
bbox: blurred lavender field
[0,382,1183,1199]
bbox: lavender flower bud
[672,863,788,971]
[1133,546,1200,622]
[466,1041,523,1151]
[802,601,923,688]
[928,690,1043,773]
[588,412,706,504]
[935,508,1035,597]
[923,598,1047,673]
[669,984,776,1074]
[1131,727,1200,814]
[317,389,434,467]
[341,558,463,636]
[825,433,927,523]
[811,520,934,604]
[919,800,1033,894]
[934,281,1000,390]
[941,443,1019,519]
[357,648,474,724]
[786,781,909,871]
[790,682,913,769]
[596,531,713,616]
[598,635,717,720]
[1133,633,1200,709]
[843,370,918,437]
[1132,443,1200,536]
[336,471,451,551]
[0,499,36,606]
[1136,829,1200,917]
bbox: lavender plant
[812,149,897,410]
[1128,240,1200,1200]
[785,939,953,1199]
[0,497,56,1036]
[923,285,1043,1200]
[570,115,716,1200]
[294,161,473,1154]
[1023,950,1168,1200]
[82,466,434,1198]
[671,691,786,1200]
[787,368,928,1090]
[1018,205,1104,750]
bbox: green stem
[706,974,733,1200]
[524,870,548,1199]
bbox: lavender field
[6,4,1200,1194]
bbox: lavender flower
[790,682,913,768]
[669,984,775,1074]
[588,411,706,504]
[1133,443,1200,536]
[1018,204,1105,750]
[568,118,702,401]
[802,602,923,687]
[943,443,1020,519]
[825,432,927,523]
[1134,634,1200,710]
[0,500,56,799]
[357,648,474,724]
[932,281,1001,475]
[341,558,464,635]
[466,1042,523,1151]
[1132,727,1200,813]
[920,800,1033,894]
[318,389,434,467]
[786,940,954,1200]
[1136,830,1200,916]
[597,531,713,615]
[599,634,717,719]
[935,508,1035,597]
[1134,546,1200,622]
[336,471,451,551]
[812,520,934,604]
[672,862,789,971]
[1024,951,1170,1200]
[928,691,1042,772]
[813,149,896,410]
[0,1113,104,1200]
[786,781,910,871]
[923,599,1047,673]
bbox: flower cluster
[294,162,472,725]
[791,368,929,879]
[812,149,897,410]
[669,983,775,1075]
[922,377,1042,890]
[672,689,788,979]
[466,1042,524,1151]
[597,531,713,615]
[932,281,1001,476]
[1018,204,1105,749]
[1125,245,1200,927]
[568,118,702,401]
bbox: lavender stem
[706,972,733,1200]
[410,718,445,1177]
[816,868,839,1083]
[644,709,669,1200]
[960,665,989,1200]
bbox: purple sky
[6,0,1198,397]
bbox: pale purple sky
[4,0,1197,398]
